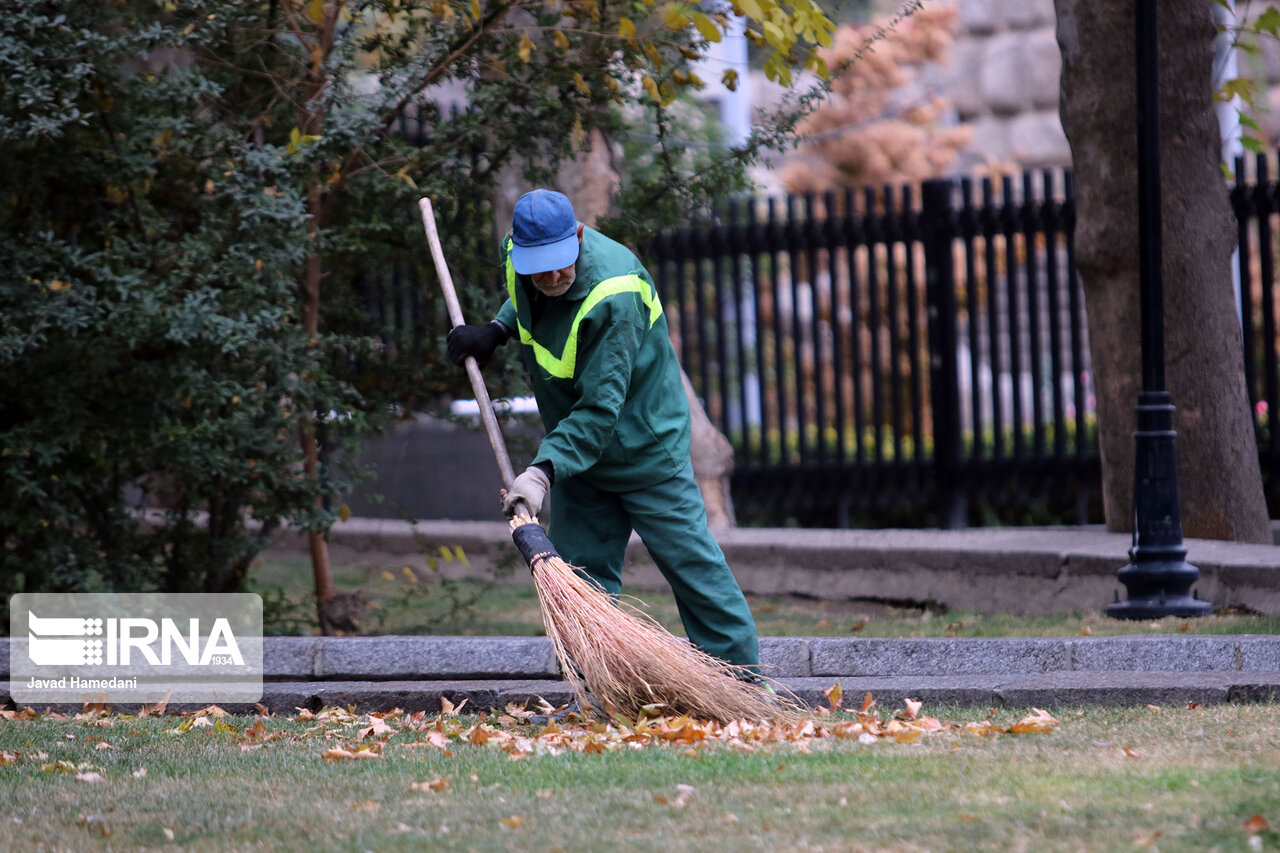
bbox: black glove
[446,321,509,369]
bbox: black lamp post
[1107,0,1212,619]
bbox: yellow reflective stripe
[552,275,662,378]
[504,237,518,302]
[504,244,662,380]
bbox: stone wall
[746,0,1073,189]
[937,0,1071,172]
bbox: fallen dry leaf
[822,683,843,712]
[132,767,147,778]
[42,760,79,773]
[660,783,696,810]
[75,771,105,783]
[1244,814,1270,835]
[891,724,924,744]
[1009,708,1059,735]
[0,708,39,721]
[1133,829,1162,846]
[255,698,1073,763]
[322,744,383,762]
[499,815,525,829]
[0,751,17,765]
[410,778,450,793]
[357,716,395,741]
[423,730,452,750]
[503,703,539,721]
[917,716,943,733]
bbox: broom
[417,197,803,724]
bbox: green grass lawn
[250,554,1280,639]
[1,703,1276,851]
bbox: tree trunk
[1054,0,1270,542]
[682,371,736,530]
[301,182,339,632]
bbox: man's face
[530,263,576,297]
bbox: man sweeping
[446,189,760,677]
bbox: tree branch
[379,0,525,128]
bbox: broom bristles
[511,515,806,725]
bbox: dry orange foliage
[781,4,972,192]
[291,697,1057,761]
[0,699,1061,776]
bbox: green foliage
[1215,1,1280,160]
[0,1,368,595]
[600,1,922,245]
[600,95,753,247]
[1,0,840,597]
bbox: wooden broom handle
[418,197,518,490]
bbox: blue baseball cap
[511,189,580,275]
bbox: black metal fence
[1232,154,1280,504]
[642,172,1098,527]
[644,160,1280,528]
[362,157,1280,528]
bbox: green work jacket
[494,227,691,492]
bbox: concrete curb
[4,675,1277,716]
[267,519,1280,615]
[227,634,1280,679]
[4,635,1278,713]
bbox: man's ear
[576,223,585,243]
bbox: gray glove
[502,465,551,518]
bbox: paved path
[4,635,1277,714]
[268,519,1280,615]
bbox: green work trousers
[546,460,759,671]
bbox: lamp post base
[1109,390,1212,621]
[1106,556,1212,620]
[1106,596,1212,620]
